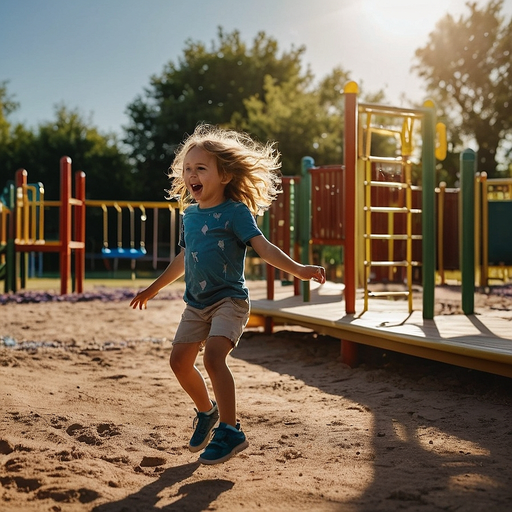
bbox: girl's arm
[250,235,326,283]
[130,251,185,309]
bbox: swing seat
[102,247,147,259]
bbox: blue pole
[299,157,314,302]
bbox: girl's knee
[169,345,194,375]
[203,351,220,374]
[169,351,180,374]
[203,337,232,373]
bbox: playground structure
[265,84,511,310]
[0,157,85,295]
[0,158,181,293]
[86,199,180,277]
[252,81,512,377]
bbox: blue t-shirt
[179,199,262,308]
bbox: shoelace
[192,413,210,435]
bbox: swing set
[101,203,147,260]
[85,198,181,275]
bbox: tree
[0,95,134,202]
[0,81,18,143]
[0,81,35,189]
[123,28,314,195]
[243,72,343,174]
[34,105,134,200]
[413,0,512,176]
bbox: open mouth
[191,183,203,192]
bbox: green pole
[460,149,476,315]
[289,177,296,257]
[421,102,436,319]
[261,209,270,239]
[299,156,314,302]
[6,239,15,293]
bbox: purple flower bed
[0,288,183,305]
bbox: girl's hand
[130,289,158,310]
[302,265,326,284]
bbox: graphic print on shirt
[181,199,262,309]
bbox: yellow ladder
[360,110,423,313]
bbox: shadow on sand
[232,329,512,510]
[92,462,234,512]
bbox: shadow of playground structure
[233,330,512,511]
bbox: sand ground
[1,280,512,511]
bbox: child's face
[183,146,231,208]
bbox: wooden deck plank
[248,281,512,378]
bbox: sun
[361,0,452,38]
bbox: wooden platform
[248,281,512,378]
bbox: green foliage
[123,28,355,192]
[0,81,19,142]
[413,0,512,177]
[0,95,134,201]
[242,73,342,174]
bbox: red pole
[15,168,28,187]
[341,339,358,367]
[59,157,72,295]
[74,171,86,293]
[343,82,358,314]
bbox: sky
[2,0,511,137]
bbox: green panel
[488,201,512,265]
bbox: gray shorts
[173,296,250,348]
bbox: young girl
[130,124,326,465]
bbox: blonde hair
[168,124,281,215]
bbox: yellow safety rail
[15,183,46,245]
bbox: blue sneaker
[189,401,219,453]
[198,422,249,465]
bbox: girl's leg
[169,342,213,412]
[203,336,236,426]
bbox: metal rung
[364,206,422,214]
[368,291,410,297]
[364,234,423,240]
[364,181,423,193]
[362,156,404,164]
[365,181,408,189]
[364,260,421,267]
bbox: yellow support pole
[437,182,446,285]
[405,160,413,313]
[480,172,488,287]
